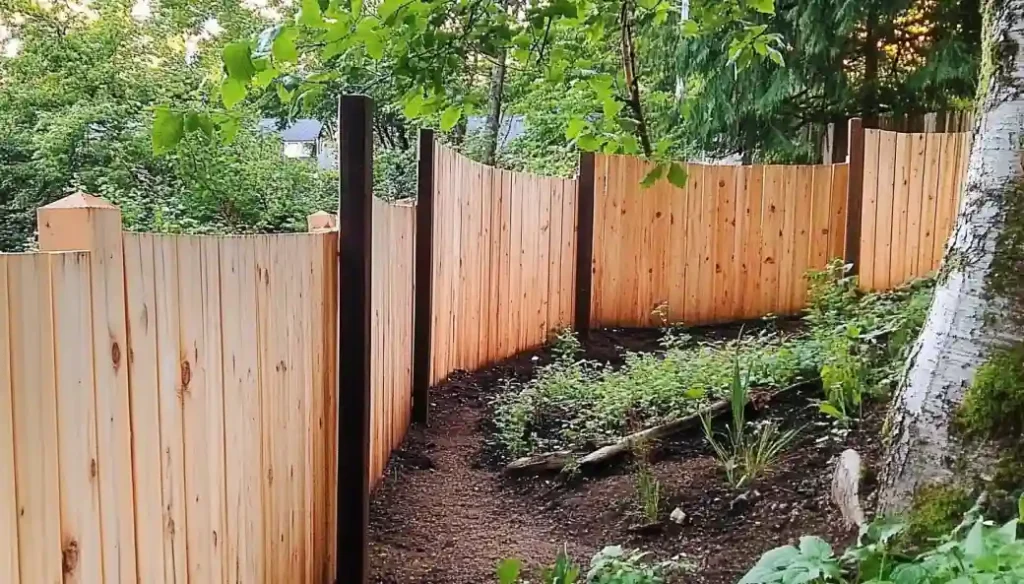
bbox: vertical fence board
[153,237,189,584]
[9,254,61,584]
[778,168,798,314]
[760,166,785,315]
[872,131,899,291]
[698,166,718,322]
[860,130,881,288]
[0,258,19,584]
[791,166,815,310]
[740,166,765,318]
[919,134,944,272]
[809,165,834,271]
[889,133,912,287]
[829,163,850,260]
[683,164,704,322]
[905,133,928,279]
[220,238,265,584]
[52,252,104,584]
[123,234,165,584]
[933,133,960,267]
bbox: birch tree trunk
[878,0,1024,512]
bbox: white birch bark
[878,0,1024,512]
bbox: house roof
[258,118,325,142]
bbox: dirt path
[369,376,595,583]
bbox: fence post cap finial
[40,192,118,210]
[307,210,339,232]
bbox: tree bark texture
[878,0,1024,512]
[482,50,507,166]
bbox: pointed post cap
[307,211,339,232]
[40,192,118,210]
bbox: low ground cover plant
[739,496,1024,583]
[497,546,689,584]
[491,261,933,459]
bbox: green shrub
[491,263,934,459]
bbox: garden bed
[368,327,887,584]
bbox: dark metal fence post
[412,129,435,425]
[335,94,373,584]
[573,152,596,340]
[844,118,865,275]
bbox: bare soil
[369,328,884,584]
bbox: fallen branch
[504,378,818,476]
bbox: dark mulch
[370,327,884,584]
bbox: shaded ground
[370,328,884,583]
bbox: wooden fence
[858,129,972,291]
[0,194,339,584]
[428,144,578,384]
[368,199,416,485]
[590,156,850,327]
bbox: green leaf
[404,93,426,119]
[378,0,405,20]
[496,558,521,584]
[667,162,688,188]
[684,387,706,399]
[183,112,214,138]
[221,78,248,109]
[655,137,672,157]
[276,83,295,104]
[602,97,624,119]
[576,134,602,151]
[620,134,640,154]
[253,67,281,89]
[681,19,700,37]
[819,402,844,419]
[565,118,587,140]
[798,536,833,560]
[152,107,184,154]
[440,105,462,131]
[219,117,240,144]
[964,520,985,558]
[223,42,256,82]
[767,47,785,66]
[1018,493,1024,520]
[512,48,530,64]
[748,0,775,14]
[272,26,299,62]
[299,0,326,27]
[364,32,384,59]
[184,112,213,138]
[351,0,363,16]
[640,163,666,188]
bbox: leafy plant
[497,546,687,584]
[633,440,661,524]
[700,358,801,488]
[738,496,1024,584]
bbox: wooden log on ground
[503,379,818,476]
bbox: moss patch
[903,484,973,545]
[956,343,1024,439]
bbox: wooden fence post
[412,128,435,425]
[573,152,597,340]
[335,95,373,584]
[37,193,138,583]
[844,118,865,276]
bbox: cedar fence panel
[590,156,851,327]
[369,199,416,487]
[858,129,972,290]
[429,144,578,385]
[0,193,340,584]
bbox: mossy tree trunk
[878,0,1024,512]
